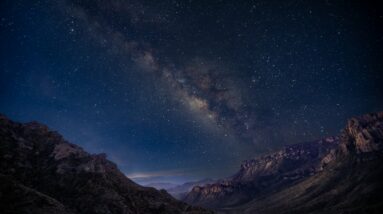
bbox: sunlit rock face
[184,112,383,213]
[0,114,213,214]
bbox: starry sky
[1,0,382,184]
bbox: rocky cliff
[339,112,383,156]
[184,136,339,208]
[184,112,383,213]
[0,114,212,214]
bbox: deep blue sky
[1,0,382,184]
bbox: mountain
[184,112,383,213]
[184,136,339,208]
[145,182,179,190]
[166,179,216,200]
[0,114,212,214]
[145,179,215,200]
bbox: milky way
[1,0,382,183]
[65,1,260,147]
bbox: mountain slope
[0,174,75,214]
[185,112,383,213]
[229,112,383,214]
[0,114,212,214]
[228,154,383,214]
[184,137,339,208]
[166,179,216,200]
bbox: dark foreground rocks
[0,114,213,214]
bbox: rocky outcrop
[232,112,383,214]
[165,179,216,200]
[0,114,212,214]
[339,112,383,156]
[234,136,339,181]
[184,112,383,213]
[184,137,339,208]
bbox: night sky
[1,0,382,184]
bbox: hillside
[0,114,212,214]
[184,112,383,213]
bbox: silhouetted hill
[0,114,212,214]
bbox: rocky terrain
[0,114,212,214]
[147,179,215,200]
[166,179,216,200]
[1,112,382,214]
[184,137,340,208]
[184,112,383,213]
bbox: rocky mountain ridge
[184,112,383,213]
[0,114,212,214]
[184,136,339,207]
[166,179,216,200]
[147,179,215,200]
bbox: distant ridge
[184,112,383,213]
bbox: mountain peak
[340,112,383,155]
[0,114,213,214]
[184,112,383,212]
